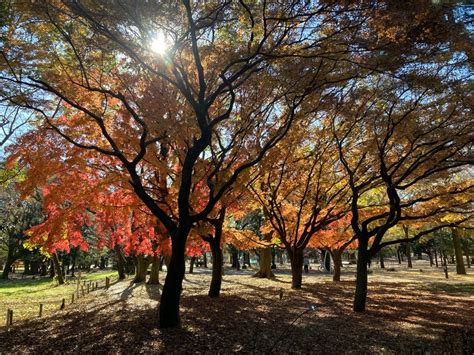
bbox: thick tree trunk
[148,255,160,285]
[159,227,188,329]
[49,259,55,278]
[31,261,39,275]
[353,238,369,312]
[231,249,240,270]
[133,255,150,283]
[379,252,385,269]
[332,249,342,282]
[428,252,433,267]
[452,228,466,275]
[434,249,439,267]
[24,260,30,275]
[100,256,107,269]
[1,259,14,280]
[208,238,223,297]
[253,247,274,278]
[288,248,304,289]
[277,249,284,265]
[271,248,276,269]
[189,256,196,274]
[397,248,402,264]
[114,245,127,280]
[52,253,65,285]
[203,252,208,268]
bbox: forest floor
[0,261,473,354]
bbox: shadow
[1,277,473,353]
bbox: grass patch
[425,282,474,295]
[0,270,118,323]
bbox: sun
[150,31,169,55]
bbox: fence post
[39,303,43,317]
[95,281,98,289]
[106,277,110,289]
[6,309,13,326]
[87,284,90,293]
[81,286,85,296]
[71,293,75,303]
[60,298,66,310]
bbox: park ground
[0,260,473,353]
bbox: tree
[333,75,474,312]
[310,214,357,282]
[251,117,349,288]
[2,1,339,328]
[0,183,43,279]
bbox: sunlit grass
[0,270,118,323]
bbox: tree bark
[271,247,276,269]
[203,252,208,268]
[208,237,223,297]
[332,249,342,282]
[114,245,127,280]
[443,254,449,279]
[1,259,14,280]
[231,249,240,270]
[159,226,188,329]
[379,252,385,269]
[406,243,413,268]
[133,255,150,283]
[452,228,466,275]
[353,238,369,312]
[148,255,160,285]
[189,256,196,274]
[52,253,65,285]
[253,247,274,278]
[434,249,439,267]
[288,248,304,289]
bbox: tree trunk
[379,252,385,269]
[443,254,449,279]
[114,245,127,280]
[277,249,284,265]
[452,228,466,275]
[353,238,369,312]
[189,256,196,274]
[203,252,208,268]
[52,253,65,285]
[1,259,14,280]
[253,247,274,278]
[24,260,31,275]
[288,248,304,289]
[231,249,240,270]
[434,249,439,267]
[208,238,223,297]
[133,255,150,283]
[100,256,107,269]
[49,259,55,278]
[31,261,39,275]
[271,248,276,269]
[428,252,433,266]
[148,255,160,285]
[159,226,188,329]
[332,249,342,282]
[406,243,413,268]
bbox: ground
[0,261,473,353]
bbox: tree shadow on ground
[1,279,473,353]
